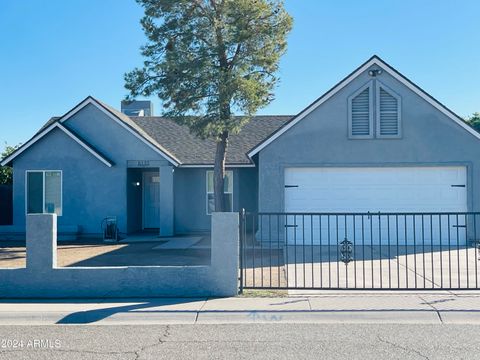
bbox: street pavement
[1,323,480,359]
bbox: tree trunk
[213,20,230,213]
[214,130,229,212]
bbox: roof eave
[59,96,182,167]
[0,122,114,168]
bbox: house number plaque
[127,160,165,168]
[137,160,150,167]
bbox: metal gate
[239,211,480,290]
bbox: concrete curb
[0,294,480,325]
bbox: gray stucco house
[1,55,479,239]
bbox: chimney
[121,100,154,117]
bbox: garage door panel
[285,213,468,246]
[284,167,467,245]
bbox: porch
[126,161,174,236]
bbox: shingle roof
[32,112,291,166]
[2,93,291,167]
[37,116,61,133]
[129,115,293,165]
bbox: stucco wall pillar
[159,165,174,236]
[211,212,239,296]
[26,214,57,270]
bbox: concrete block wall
[0,213,239,298]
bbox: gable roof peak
[247,55,480,157]
[370,54,383,61]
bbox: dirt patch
[0,242,25,268]
[239,289,288,297]
[0,240,211,268]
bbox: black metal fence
[239,211,480,290]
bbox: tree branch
[228,44,242,69]
[191,0,215,26]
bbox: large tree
[466,112,480,132]
[125,0,292,211]
[0,143,20,185]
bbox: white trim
[60,97,181,166]
[382,64,479,139]
[375,81,402,139]
[206,170,233,215]
[247,58,376,157]
[180,164,255,168]
[58,97,92,124]
[56,123,113,167]
[1,122,113,167]
[1,123,57,166]
[0,96,181,167]
[59,170,63,217]
[348,81,374,139]
[247,56,480,157]
[25,170,63,216]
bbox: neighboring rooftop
[121,100,154,117]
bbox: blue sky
[1,0,479,146]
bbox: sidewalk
[0,291,479,325]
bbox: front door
[143,171,160,229]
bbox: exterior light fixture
[368,69,383,77]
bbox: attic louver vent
[351,88,371,136]
[379,87,399,136]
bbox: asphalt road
[0,324,478,360]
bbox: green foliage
[126,0,292,211]
[125,0,293,139]
[466,112,480,132]
[0,143,20,185]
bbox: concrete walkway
[1,291,480,325]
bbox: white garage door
[284,167,467,245]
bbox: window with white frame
[26,170,62,216]
[206,170,233,215]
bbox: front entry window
[206,170,233,215]
[26,170,62,215]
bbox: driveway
[286,245,480,290]
[242,245,480,290]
